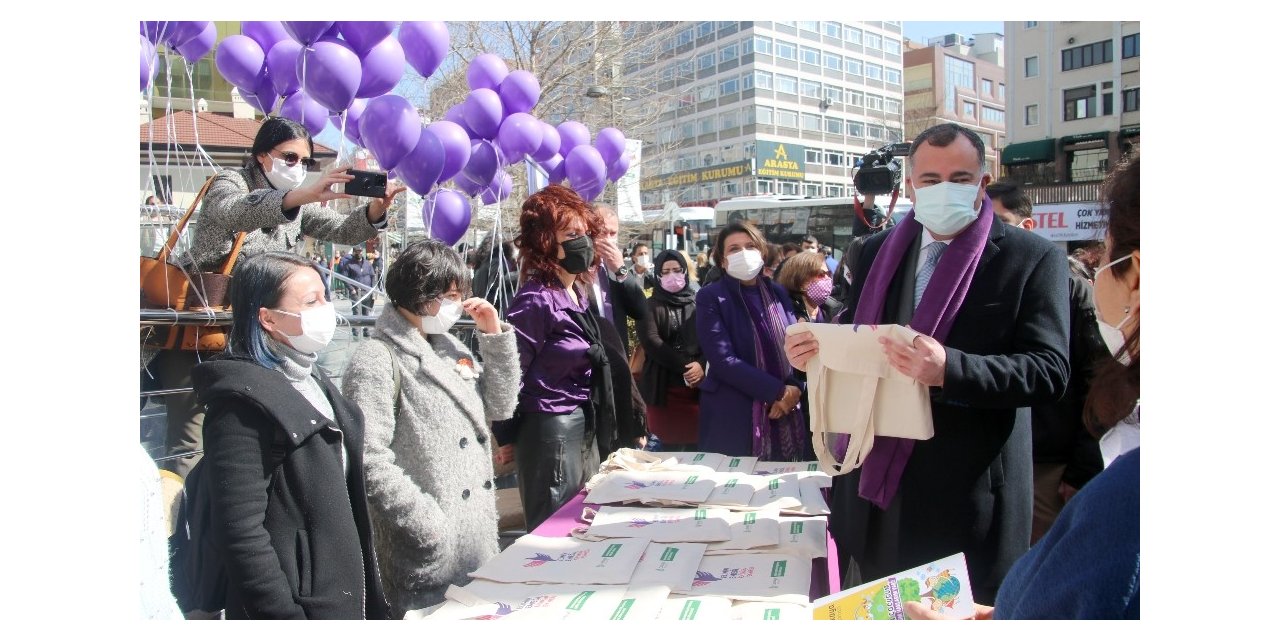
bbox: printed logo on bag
[728,458,742,468]
[722,478,739,491]
[629,514,681,527]
[693,454,706,462]
[694,566,755,587]
[626,479,675,490]
[763,608,781,620]
[679,600,701,620]
[661,547,679,562]
[684,475,700,485]
[523,550,590,567]
[744,512,757,526]
[771,560,788,578]
[768,478,780,491]
[602,544,623,558]
[469,602,514,620]
[610,599,635,620]
[566,591,595,611]
[807,463,819,471]
[790,522,804,535]
[694,509,707,521]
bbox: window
[720,110,739,130]
[998,83,1005,100]
[885,98,902,114]
[800,79,821,98]
[698,52,715,70]
[885,69,901,85]
[825,184,843,197]
[865,63,883,80]
[720,43,739,63]
[824,85,843,104]
[1102,89,1114,116]
[676,28,694,47]
[719,77,739,96]
[754,36,773,55]
[776,74,798,94]
[802,113,822,131]
[804,183,821,197]
[981,106,1004,124]
[741,72,753,91]
[846,90,863,107]
[867,124,885,141]
[824,52,842,71]
[677,60,693,80]
[755,70,774,89]
[866,95,883,111]
[697,22,714,37]
[1025,56,1039,78]
[824,22,842,38]
[825,117,843,135]
[1123,87,1140,112]
[1062,40,1113,72]
[884,39,901,55]
[845,58,862,76]
[982,79,993,95]
[846,121,864,137]
[943,55,975,113]
[678,121,696,138]
[697,83,716,101]
[777,109,799,128]
[776,41,797,60]
[1025,21,1038,28]
[799,21,820,33]
[845,27,862,44]
[825,150,845,165]
[722,181,740,197]
[699,116,715,135]
[1064,85,1097,121]
[800,46,820,65]
[963,101,976,118]
[1123,33,1140,58]
[756,105,775,125]
[865,33,881,50]
[805,148,822,164]
[1025,104,1039,125]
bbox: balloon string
[338,110,348,166]
[184,61,217,172]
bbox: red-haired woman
[500,185,609,530]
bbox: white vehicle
[712,195,912,254]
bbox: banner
[1029,202,1109,242]
[616,139,644,224]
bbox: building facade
[621,21,907,209]
[903,33,1006,172]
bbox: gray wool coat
[341,307,520,615]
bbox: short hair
[985,180,1033,219]
[908,122,986,172]
[385,238,471,313]
[782,242,800,256]
[593,203,618,221]
[228,252,322,369]
[516,185,602,286]
[630,242,650,257]
[712,220,768,269]
[766,243,783,266]
[247,116,313,169]
[775,250,828,294]
[802,235,819,245]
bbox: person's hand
[286,164,354,208]
[862,193,875,209]
[1059,481,1079,504]
[784,326,819,372]
[683,361,704,386]
[367,180,408,222]
[634,436,648,449]
[904,601,995,620]
[769,385,802,419]
[597,238,625,273]
[881,333,946,387]
[461,297,501,335]
[493,444,515,466]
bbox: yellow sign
[641,161,753,190]
[756,142,806,179]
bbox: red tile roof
[140,111,336,156]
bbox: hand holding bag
[787,323,933,476]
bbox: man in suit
[784,123,1070,604]
[591,204,649,357]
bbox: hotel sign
[641,160,754,190]
[755,142,806,180]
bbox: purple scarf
[744,280,808,461]
[851,195,994,509]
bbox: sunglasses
[272,149,318,170]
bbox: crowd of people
[141,118,1139,619]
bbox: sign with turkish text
[755,142,807,180]
[641,160,753,191]
[1029,202,1109,242]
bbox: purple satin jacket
[505,278,593,414]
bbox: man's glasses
[273,149,318,170]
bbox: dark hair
[516,185,602,286]
[385,238,471,313]
[782,242,800,255]
[1084,152,1140,433]
[909,122,987,172]
[802,235,819,245]
[985,180,1033,219]
[775,250,828,294]
[228,252,323,369]
[712,219,768,270]
[246,117,314,170]
[630,242,650,257]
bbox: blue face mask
[912,182,980,236]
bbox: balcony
[1021,181,1102,206]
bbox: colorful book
[810,552,974,620]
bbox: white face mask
[912,181,981,236]
[726,248,764,281]
[635,254,652,270]
[272,302,336,354]
[1094,253,1134,365]
[265,156,307,190]
[420,298,464,335]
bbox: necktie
[914,241,948,310]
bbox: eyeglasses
[272,149,318,170]
[660,268,685,276]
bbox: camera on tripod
[851,142,912,196]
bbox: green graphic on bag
[566,590,595,611]
[769,478,780,490]
[679,600,701,620]
[744,512,757,525]
[661,547,679,562]
[693,453,705,462]
[602,543,622,558]
[685,475,699,485]
[725,478,738,488]
[764,608,781,620]
[790,522,804,535]
[695,509,707,520]
[610,599,634,620]
[771,560,788,578]
[807,463,818,471]
[728,458,741,468]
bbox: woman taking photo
[775,250,842,323]
[153,116,404,479]
[342,239,520,616]
[695,220,806,460]
[637,250,704,452]
[191,252,388,619]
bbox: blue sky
[902,21,1005,44]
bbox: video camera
[851,142,912,196]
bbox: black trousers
[515,407,599,532]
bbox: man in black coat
[342,247,377,338]
[590,204,649,356]
[785,124,1070,604]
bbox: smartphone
[340,169,388,198]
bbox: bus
[648,206,715,255]
[712,195,912,256]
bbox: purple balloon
[481,171,514,205]
[577,181,605,203]
[140,36,157,92]
[283,21,335,46]
[279,92,328,135]
[496,112,543,163]
[607,153,632,182]
[532,122,561,162]
[556,121,591,158]
[540,154,566,184]
[330,98,368,145]
[565,145,607,191]
[462,140,501,187]
[399,21,450,79]
[242,21,290,55]
[497,70,541,114]
[397,128,447,196]
[356,36,405,99]
[297,40,361,113]
[359,94,421,170]
[241,88,279,116]
[462,89,504,140]
[467,53,510,91]
[175,22,217,64]
[426,120,472,185]
[594,127,627,167]
[444,104,478,139]
[266,39,303,98]
[424,190,473,246]
[215,35,266,91]
[164,21,209,49]
[337,21,397,55]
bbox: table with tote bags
[408,449,839,621]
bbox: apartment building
[903,33,1006,172]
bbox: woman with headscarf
[637,249,704,452]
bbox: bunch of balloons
[140,21,218,91]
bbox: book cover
[810,552,974,620]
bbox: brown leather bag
[141,176,247,351]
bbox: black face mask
[558,236,595,275]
